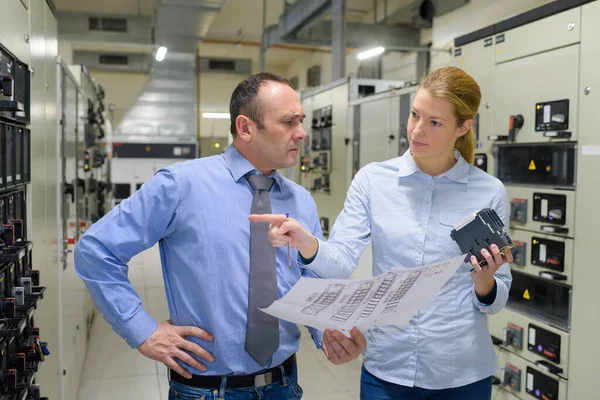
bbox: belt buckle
[253,371,273,387]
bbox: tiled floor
[79,246,362,399]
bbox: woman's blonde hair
[418,66,481,164]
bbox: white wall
[58,39,74,64]
[430,0,555,68]
[381,52,419,81]
[197,43,291,147]
[198,72,242,141]
[286,52,360,90]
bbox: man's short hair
[229,72,293,136]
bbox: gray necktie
[245,173,279,366]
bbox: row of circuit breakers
[477,99,573,399]
[301,106,333,194]
[73,84,111,223]
[0,44,49,400]
[300,107,333,235]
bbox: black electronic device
[0,45,30,124]
[450,208,514,267]
[535,99,569,132]
[528,323,561,364]
[526,367,559,399]
[531,237,565,272]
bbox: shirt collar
[222,144,284,192]
[397,148,470,184]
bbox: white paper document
[262,255,465,333]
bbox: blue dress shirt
[301,149,512,390]
[74,145,323,376]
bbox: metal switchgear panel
[528,323,561,364]
[508,270,571,332]
[495,143,577,189]
[531,237,565,272]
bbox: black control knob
[0,74,13,96]
[87,179,97,194]
[508,114,524,141]
[12,353,26,372]
[1,225,15,247]
[503,330,515,346]
[64,183,75,203]
[76,178,85,190]
[2,369,17,391]
[512,114,524,129]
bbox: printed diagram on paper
[261,255,465,333]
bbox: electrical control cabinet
[494,346,568,400]
[453,1,600,398]
[298,78,404,239]
[0,39,48,399]
[57,59,114,400]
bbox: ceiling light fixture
[155,46,168,61]
[202,112,230,119]
[356,46,385,60]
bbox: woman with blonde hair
[251,66,513,399]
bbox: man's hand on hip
[137,320,214,378]
[322,328,366,365]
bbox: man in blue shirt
[74,72,366,399]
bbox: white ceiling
[53,0,159,16]
[53,0,404,71]
[54,0,377,42]
[197,41,331,69]
[205,0,373,43]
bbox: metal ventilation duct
[113,0,224,143]
[266,0,470,48]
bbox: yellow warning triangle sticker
[529,160,536,170]
[523,289,531,300]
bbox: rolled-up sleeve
[74,168,181,348]
[473,184,513,315]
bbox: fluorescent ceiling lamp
[155,46,168,61]
[357,46,385,60]
[202,112,230,119]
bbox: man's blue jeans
[168,364,303,400]
[360,366,492,400]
